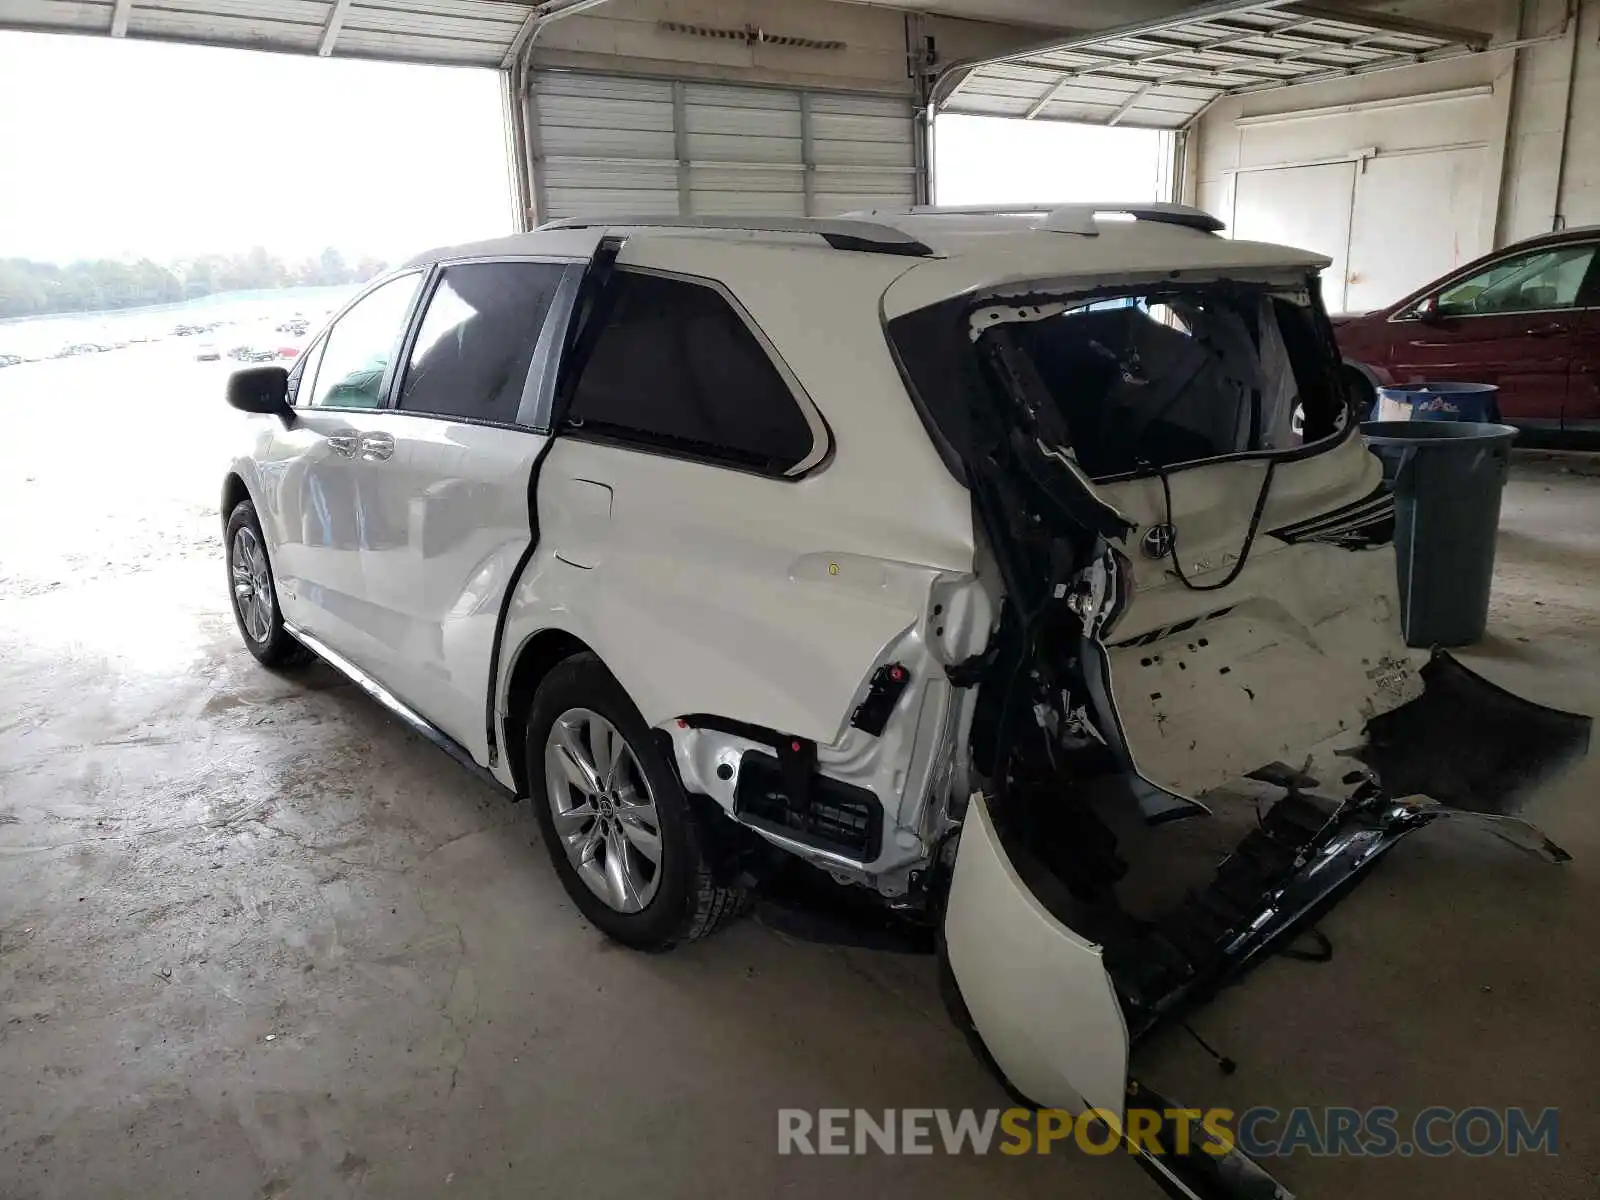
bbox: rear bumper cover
[940,651,1589,1192]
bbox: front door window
[1434,245,1597,317]
[306,272,423,409]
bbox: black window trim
[286,331,323,406]
[555,263,833,480]
[385,254,588,433]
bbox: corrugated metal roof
[936,2,1493,129]
[0,0,535,65]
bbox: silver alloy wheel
[544,707,664,913]
[230,526,274,645]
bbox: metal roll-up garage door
[528,70,916,222]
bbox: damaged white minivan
[221,205,1588,1196]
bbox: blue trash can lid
[1378,382,1499,399]
[1361,420,1517,446]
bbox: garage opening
[934,115,1175,207]
[0,30,513,592]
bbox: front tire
[525,653,747,950]
[225,500,308,668]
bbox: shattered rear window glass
[975,286,1341,480]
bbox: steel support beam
[1107,82,1159,126]
[523,76,548,228]
[799,90,816,217]
[109,0,132,37]
[672,80,691,217]
[501,68,534,233]
[318,0,351,56]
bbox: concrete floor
[3,445,1598,1198]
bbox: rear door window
[307,272,422,409]
[398,261,569,425]
[564,270,819,475]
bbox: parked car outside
[1334,225,1600,432]
[216,209,1587,1192]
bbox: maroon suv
[1333,226,1600,433]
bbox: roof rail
[1038,203,1225,236]
[894,204,1058,216]
[846,202,1225,237]
[536,215,935,257]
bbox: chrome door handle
[360,432,395,462]
[1524,323,1567,337]
[326,433,358,458]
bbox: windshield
[972,283,1344,480]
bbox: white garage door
[1343,149,1483,313]
[1225,85,1497,316]
[529,71,917,222]
[1233,161,1358,310]
[1232,147,1485,314]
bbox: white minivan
[221,206,1587,1192]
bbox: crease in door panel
[482,437,555,772]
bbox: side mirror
[226,366,293,423]
[1412,295,1444,325]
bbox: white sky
[935,115,1170,207]
[0,32,513,265]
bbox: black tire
[224,500,309,668]
[1343,365,1378,424]
[525,652,747,951]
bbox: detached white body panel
[944,796,1128,1117]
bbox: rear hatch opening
[967,280,1348,482]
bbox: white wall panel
[1194,0,1600,281]
[1502,0,1600,239]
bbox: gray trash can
[1361,421,1518,648]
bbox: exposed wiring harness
[1150,455,1279,593]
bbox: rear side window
[399,261,568,424]
[565,270,816,474]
